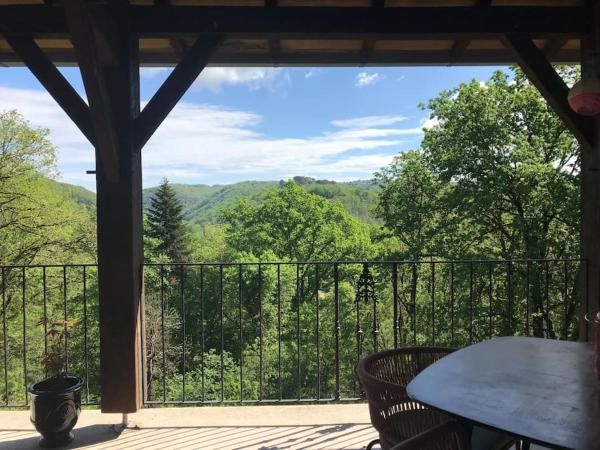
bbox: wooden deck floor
[0,404,545,450]
[0,405,377,449]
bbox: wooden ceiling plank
[63,0,120,182]
[135,35,223,149]
[505,33,594,150]
[4,35,95,145]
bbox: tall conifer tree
[146,178,190,262]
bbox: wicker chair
[357,347,518,450]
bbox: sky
[0,65,507,191]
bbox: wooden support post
[580,6,600,341]
[505,33,594,151]
[4,36,95,145]
[135,35,222,149]
[65,0,143,412]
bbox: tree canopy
[219,181,373,261]
[375,68,579,261]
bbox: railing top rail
[143,258,585,267]
[0,258,584,269]
[0,263,97,269]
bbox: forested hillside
[142,177,379,226]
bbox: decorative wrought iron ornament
[355,263,377,306]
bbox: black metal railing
[0,259,585,408]
[0,264,100,408]
[141,258,585,405]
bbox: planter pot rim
[28,375,83,396]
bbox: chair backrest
[357,347,456,450]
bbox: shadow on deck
[0,404,378,449]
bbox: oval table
[406,336,600,450]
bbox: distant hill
[51,176,381,226]
[46,179,96,210]
[143,177,380,226]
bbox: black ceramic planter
[28,375,83,448]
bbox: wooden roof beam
[0,6,590,37]
[544,37,568,59]
[4,35,95,146]
[135,35,223,149]
[132,6,590,37]
[448,38,470,65]
[505,33,595,151]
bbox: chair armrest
[389,421,470,450]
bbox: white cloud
[140,67,171,78]
[0,86,95,169]
[0,85,427,188]
[193,67,288,92]
[332,115,407,129]
[421,116,440,130]
[355,72,381,87]
[141,66,289,92]
[305,69,324,79]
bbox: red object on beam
[568,78,600,116]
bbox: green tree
[375,68,581,339]
[146,178,191,262]
[220,181,373,262]
[422,68,579,261]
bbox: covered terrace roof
[0,0,593,66]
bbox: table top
[406,336,600,450]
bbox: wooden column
[94,20,143,414]
[580,8,600,341]
[65,0,143,412]
[94,40,143,413]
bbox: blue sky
[0,65,507,191]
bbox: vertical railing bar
[508,261,513,335]
[469,262,474,344]
[355,265,363,373]
[545,260,550,338]
[258,264,263,402]
[161,264,166,403]
[277,264,282,401]
[450,262,455,346]
[2,268,7,405]
[296,264,301,401]
[141,265,147,404]
[83,266,89,404]
[334,263,340,401]
[181,264,186,402]
[200,265,205,403]
[372,263,378,353]
[220,264,224,403]
[393,263,399,348]
[238,264,243,402]
[42,266,48,380]
[563,260,569,340]
[22,267,27,404]
[526,261,531,337]
[63,265,68,373]
[412,262,417,345]
[488,264,493,339]
[315,264,321,401]
[585,259,590,339]
[431,262,435,346]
